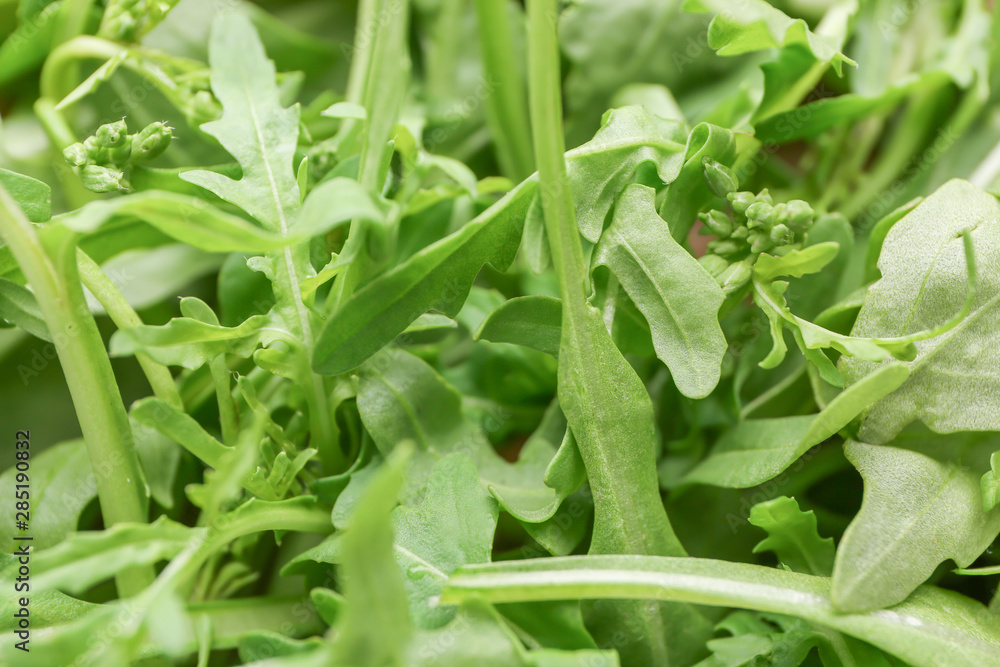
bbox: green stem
[440,556,1000,667]
[76,250,183,410]
[423,0,462,106]
[473,0,534,181]
[0,187,153,597]
[209,356,239,446]
[525,3,699,663]
[39,35,124,102]
[329,0,410,314]
[525,0,586,303]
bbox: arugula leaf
[0,168,50,222]
[329,447,413,666]
[0,440,94,551]
[683,363,910,487]
[476,295,562,357]
[287,454,498,629]
[749,496,834,576]
[593,183,727,398]
[0,517,193,595]
[313,182,534,375]
[844,179,1000,444]
[831,439,1000,613]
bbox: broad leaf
[313,182,533,375]
[0,440,94,551]
[110,313,288,369]
[0,168,50,222]
[0,517,194,595]
[0,276,49,340]
[749,496,834,576]
[843,179,1000,444]
[288,454,497,629]
[683,363,910,487]
[476,295,562,357]
[330,448,412,666]
[593,184,726,398]
[831,439,1000,612]
[353,348,579,524]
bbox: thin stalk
[525,3,699,663]
[39,35,124,102]
[209,356,239,446]
[0,187,153,597]
[839,91,937,218]
[76,250,183,410]
[524,0,586,303]
[328,0,410,314]
[473,0,534,180]
[423,0,463,105]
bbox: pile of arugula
[1,0,1000,665]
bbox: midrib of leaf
[229,48,314,349]
[393,544,448,581]
[192,15,337,468]
[440,556,1000,667]
[909,290,1000,375]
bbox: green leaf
[290,454,498,629]
[0,168,51,222]
[682,0,854,72]
[0,276,50,340]
[110,313,286,369]
[0,517,194,595]
[313,181,534,375]
[567,106,687,242]
[831,439,1000,613]
[0,440,94,551]
[982,451,1000,512]
[61,192,299,253]
[180,14,300,232]
[131,397,231,470]
[475,295,562,357]
[593,184,727,398]
[843,179,1000,444]
[353,348,579,525]
[683,363,910,487]
[330,447,413,666]
[749,496,834,576]
[754,243,841,283]
[441,555,1000,667]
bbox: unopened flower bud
[718,258,753,293]
[769,223,793,245]
[749,230,773,254]
[785,200,814,231]
[129,121,172,164]
[699,254,730,278]
[63,142,88,167]
[728,191,756,214]
[703,157,738,198]
[699,209,734,237]
[80,165,127,192]
[96,119,128,148]
[708,239,742,257]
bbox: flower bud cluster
[63,119,173,193]
[100,0,175,42]
[697,157,816,292]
